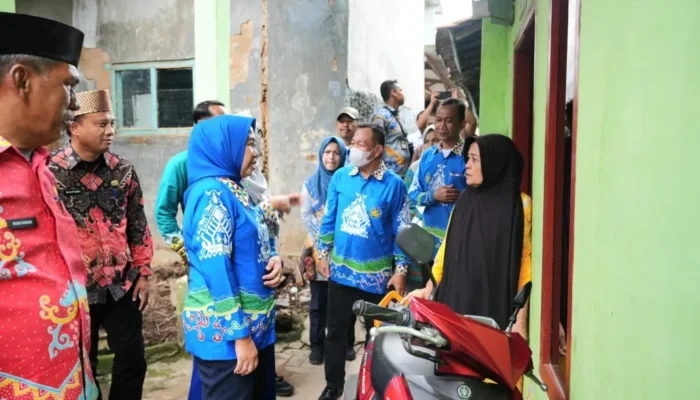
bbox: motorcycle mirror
[506,281,532,333]
[396,224,435,265]
[513,281,532,309]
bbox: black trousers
[194,345,276,400]
[310,280,355,350]
[89,291,147,400]
[325,280,383,389]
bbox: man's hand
[317,259,330,278]
[132,276,150,311]
[433,185,461,203]
[387,273,407,296]
[234,337,258,375]
[429,91,440,107]
[263,256,284,287]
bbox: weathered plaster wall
[267,0,349,254]
[95,0,194,64]
[16,0,72,24]
[347,0,425,112]
[111,135,190,263]
[228,0,263,117]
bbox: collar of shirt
[0,136,49,163]
[349,161,388,181]
[433,136,465,156]
[54,146,119,170]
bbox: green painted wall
[0,0,14,13]
[480,0,700,398]
[569,0,700,398]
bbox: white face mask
[348,147,377,168]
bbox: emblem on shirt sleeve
[340,193,370,238]
[370,207,382,219]
[196,190,233,259]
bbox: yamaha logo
[457,384,472,399]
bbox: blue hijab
[304,136,347,210]
[187,115,256,187]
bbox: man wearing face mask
[315,124,410,400]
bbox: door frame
[512,4,536,195]
[539,0,580,398]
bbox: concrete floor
[134,344,364,400]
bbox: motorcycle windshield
[410,298,532,388]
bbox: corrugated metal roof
[436,18,482,112]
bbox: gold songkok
[75,90,113,117]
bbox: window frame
[108,60,195,135]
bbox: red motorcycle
[344,223,548,400]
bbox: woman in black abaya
[407,134,532,338]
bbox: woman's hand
[403,287,431,303]
[269,193,303,214]
[234,337,259,375]
[263,256,284,287]
[317,259,330,278]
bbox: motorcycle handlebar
[352,300,412,326]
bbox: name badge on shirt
[64,189,83,196]
[6,217,38,230]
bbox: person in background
[460,107,479,139]
[335,106,359,149]
[300,137,358,365]
[416,91,440,133]
[50,90,153,399]
[409,99,468,257]
[315,124,410,400]
[154,101,297,398]
[403,124,439,291]
[182,115,285,400]
[156,100,227,267]
[407,134,532,343]
[372,80,412,177]
[0,12,99,400]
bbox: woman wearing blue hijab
[300,136,357,365]
[182,115,284,400]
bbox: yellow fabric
[432,193,533,291]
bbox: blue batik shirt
[371,105,411,177]
[182,115,277,361]
[408,137,467,251]
[316,162,411,294]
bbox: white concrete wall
[424,3,440,46]
[347,0,425,112]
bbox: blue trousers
[188,360,202,400]
[194,345,276,400]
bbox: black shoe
[309,347,324,365]
[319,386,343,400]
[276,375,294,397]
[345,345,357,361]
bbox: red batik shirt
[0,137,98,400]
[49,147,153,305]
